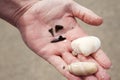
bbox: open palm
[17,0,111,80]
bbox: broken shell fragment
[71,36,101,56]
[72,51,78,56]
[67,62,98,76]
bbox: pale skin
[0,0,112,80]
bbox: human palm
[17,0,111,80]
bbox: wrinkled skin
[17,0,111,80]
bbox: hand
[16,0,111,80]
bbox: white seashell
[67,62,98,76]
[71,36,101,56]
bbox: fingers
[92,50,112,69]
[77,54,111,80]
[65,26,112,69]
[70,1,103,26]
[47,55,82,80]
[61,52,98,80]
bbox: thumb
[70,2,103,26]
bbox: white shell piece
[72,51,78,56]
[71,36,101,56]
[67,62,97,76]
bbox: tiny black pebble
[55,25,64,32]
[48,28,54,36]
[63,66,65,69]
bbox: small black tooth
[55,25,64,32]
[51,38,59,43]
[48,28,54,36]
[58,36,66,41]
